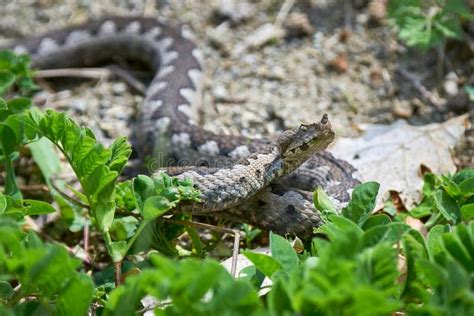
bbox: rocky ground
[0,0,472,161]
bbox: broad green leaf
[361,214,392,230]
[110,241,128,263]
[28,138,61,185]
[459,177,474,198]
[133,175,155,212]
[461,204,474,221]
[439,175,461,198]
[108,137,132,174]
[270,232,298,273]
[142,196,173,220]
[362,222,411,247]
[322,215,364,241]
[243,251,283,277]
[0,70,15,96]
[0,194,6,214]
[0,98,7,110]
[23,199,55,215]
[94,200,115,233]
[342,182,380,226]
[6,97,31,114]
[0,281,13,300]
[268,279,293,314]
[433,189,460,223]
[1,124,17,155]
[427,224,449,260]
[440,223,474,273]
[55,272,94,316]
[313,186,336,219]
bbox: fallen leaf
[330,115,468,209]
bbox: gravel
[0,0,471,147]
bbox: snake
[1,16,359,237]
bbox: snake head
[277,114,335,171]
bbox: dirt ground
[0,0,472,161]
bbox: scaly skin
[1,17,358,236]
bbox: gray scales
[3,17,359,237]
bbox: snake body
[2,17,359,237]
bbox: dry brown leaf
[330,115,468,209]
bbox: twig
[114,261,122,287]
[274,0,296,27]
[344,0,353,30]
[83,220,90,264]
[106,65,147,94]
[35,66,146,95]
[50,175,90,209]
[35,68,110,79]
[163,218,241,277]
[396,67,446,110]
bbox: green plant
[388,0,472,51]
[409,169,474,227]
[2,49,474,315]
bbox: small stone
[328,53,349,73]
[443,72,459,96]
[207,22,232,55]
[284,12,314,38]
[212,84,228,101]
[393,100,413,118]
[368,0,387,25]
[71,99,87,112]
[112,82,127,95]
[213,0,255,25]
[234,23,285,55]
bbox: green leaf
[0,70,15,96]
[433,189,460,223]
[270,232,298,273]
[23,199,55,215]
[55,272,94,316]
[0,281,13,300]
[461,204,474,221]
[268,279,293,314]
[28,138,61,185]
[458,177,474,198]
[108,137,131,174]
[1,124,17,155]
[6,97,31,114]
[342,182,380,226]
[313,186,336,220]
[94,200,115,233]
[142,196,173,221]
[132,175,155,212]
[362,222,411,247]
[0,194,7,214]
[427,224,449,260]
[361,214,392,230]
[110,241,128,263]
[243,251,283,277]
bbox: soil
[0,0,472,163]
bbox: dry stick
[396,67,446,110]
[83,220,91,264]
[164,218,241,277]
[114,261,122,287]
[35,66,146,95]
[274,0,296,27]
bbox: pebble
[443,72,459,96]
[71,99,87,112]
[213,0,255,25]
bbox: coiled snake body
[2,17,359,237]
